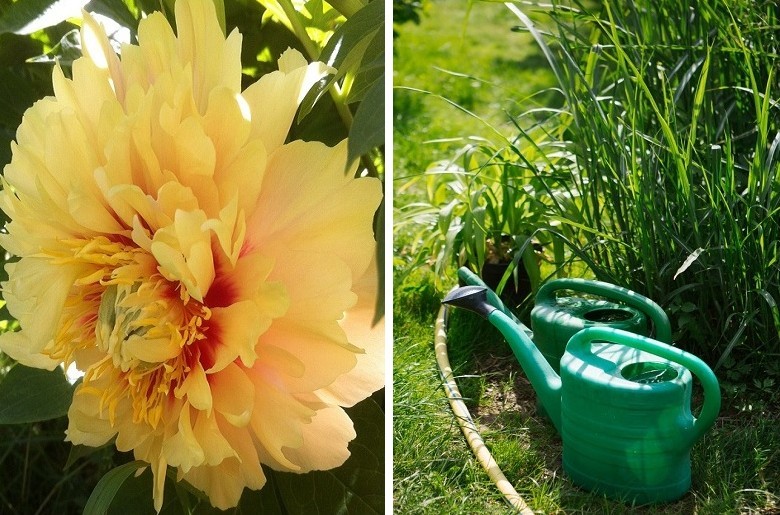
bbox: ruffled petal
[175,0,242,110]
[242,49,332,155]
[210,362,254,426]
[246,139,381,280]
[318,255,385,407]
[282,404,355,471]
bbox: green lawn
[392,1,780,513]
[393,0,557,194]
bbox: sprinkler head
[442,286,497,319]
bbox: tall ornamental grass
[509,0,780,382]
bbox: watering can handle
[536,278,673,343]
[568,326,721,447]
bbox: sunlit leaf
[0,0,88,35]
[344,27,382,104]
[85,0,139,32]
[673,247,705,281]
[27,28,81,65]
[319,0,381,68]
[257,0,343,49]
[0,364,74,424]
[327,0,364,17]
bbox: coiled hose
[434,295,534,514]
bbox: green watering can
[531,278,673,372]
[443,285,721,504]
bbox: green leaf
[0,65,50,125]
[0,0,88,35]
[233,474,285,514]
[0,64,52,167]
[289,89,347,146]
[85,0,139,32]
[296,73,335,122]
[84,460,146,515]
[373,199,384,324]
[344,27,382,104]
[65,442,113,469]
[103,465,198,515]
[347,75,383,165]
[0,364,75,424]
[327,0,364,17]
[299,0,382,114]
[319,0,382,68]
[27,28,82,65]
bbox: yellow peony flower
[0,0,383,510]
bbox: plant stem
[276,0,320,60]
[275,0,380,175]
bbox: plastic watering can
[442,285,721,504]
[531,278,673,372]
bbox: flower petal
[80,10,125,100]
[207,299,269,372]
[246,139,381,279]
[318,255,385,407]
[256,319,357,394]
[162,403,205,473]
[175,0,242,110]
[192,410,237,465]
[175,361,212,411]
[248,372,315,471]
[282,404,355,471]
[242,49,332,155]
[65,383,120,447]
[150,209,214,301]
[1,259,78,354]
[0,332,60,370]
[180,454,257,510]
[210,362,254,426]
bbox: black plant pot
[478,262,531,310]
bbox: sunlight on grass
[393,0,780,511]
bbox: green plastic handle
[536,278,673,343]
[567,326,721,447]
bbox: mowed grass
[393,0,557,193]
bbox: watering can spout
[443,286,563,432]
[442,286,498,319]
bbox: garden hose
[434,297,534,515]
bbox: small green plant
[396,140,565,304]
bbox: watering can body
[560,328,719,503]
[531,279,672,372]
[442,286,720,504]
